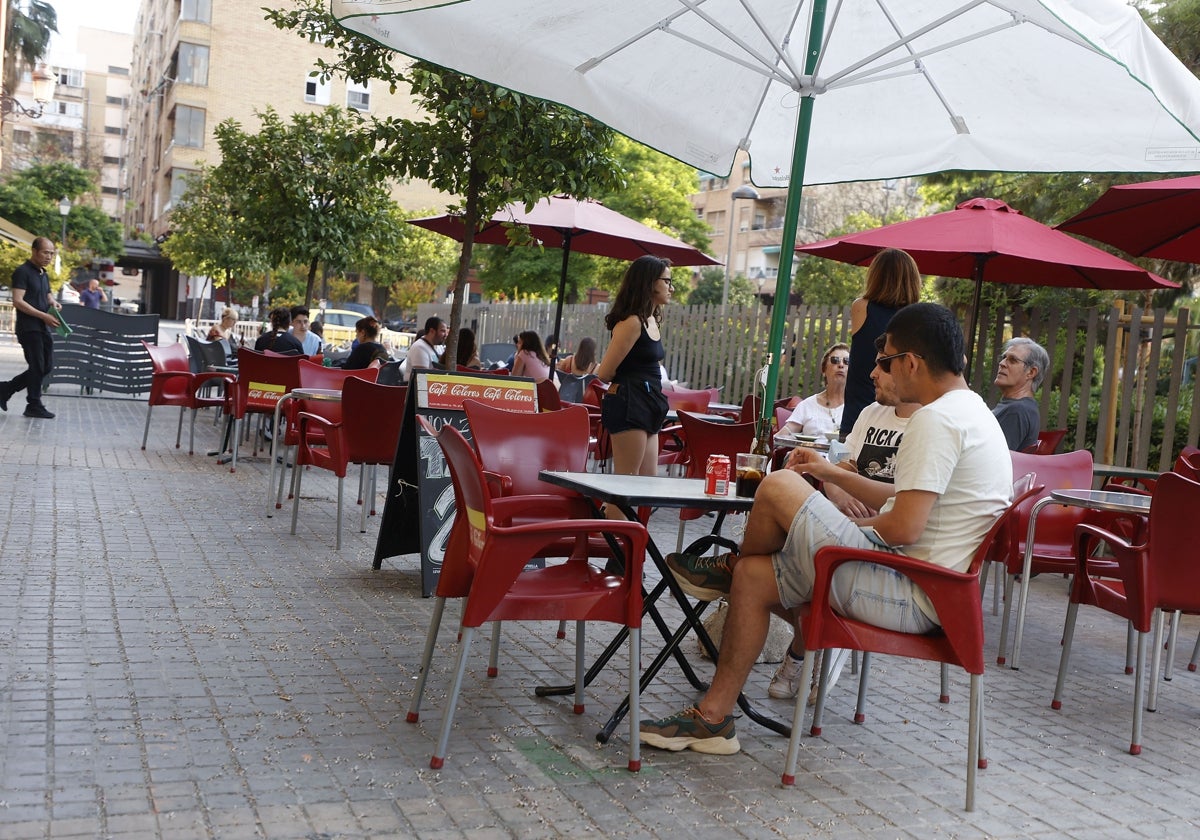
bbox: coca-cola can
[704,454,731,496]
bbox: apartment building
[124,0,445,316]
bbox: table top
[772,432,831,452]
[1050,488,1151,515]
[665,410,737,425]
[539,470,755,512]
[292,387,342,401]
[1093,463,1162,481]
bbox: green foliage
[267,0,625,365]
[351,205,460,315]
[688,266,758,306]
[211,106,396,305]
[0,240,27,284]
[0,162,122,260]
[792,211,887,305]
[3,0,56,96]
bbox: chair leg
[991,560,1001,616]
[1164,609,1180,681]
[174,406,185,448]
[1125,621,1137,675]
[782,647,819,786]
[1189,629,1200,672]
[431,626,476,769]
[359,464,369,533]
[556,620,567,640]
[1148,609,1165,713]
[1131,629,1147,756]
[1051,602,1080,710]
[488,622,500,677]
[996,573,1015,665]
[966,673,981,812]
[230,418,241,473]
[574,620,586,715]
[290,459,305,536]
[335,476,344,551]
[628,626,641,772]
[273,445,293,512]
[854,651,872,724]
[977,672,988,771]
[810,650,833,735]
[188,409,200,455]
[939,662,950,703]
[407,596,447,723]
[141,405,153,449]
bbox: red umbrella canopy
[796,198,1177,291]
[1056,175,1200,263]
[410,195,720,266]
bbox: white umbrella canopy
[332,0,1200,434]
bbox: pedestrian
[0,237,62,419]
[79,278,107,310]
[840,248,921,439]
[595,255,673,489]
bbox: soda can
[704,454,731,496]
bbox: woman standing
[839,248,922,438]
[511,331,552,382]
[595,256,673,486]
[780,342,849,438]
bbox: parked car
[317,308,412,354]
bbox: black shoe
[23,405,55,419]
[0,387,9,412]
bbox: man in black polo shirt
[0,237,61,419]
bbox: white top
[882,389,1012,617]
[845,401,910,483]
[784,393,843,438]
[405,337,440,381]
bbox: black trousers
[8,329,53,407]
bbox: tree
[3,0,56,97]
[210,106,397,306]
[159,165,270,309]
[267,0,623,367]
[0,162,122,257]
[350,205,460,316]
[688,266,759,306]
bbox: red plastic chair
[1052,472,1200,755]
[290,378,407,549]
[673,411,756,549]
[737,393,761,425]
[584,379,612,471]
[140,341,235,455]
[783,479,1041,812]
[223,349,303,472]
[664,385,711,414]
[1020,428,1067,455]
[995,449,1104,668]
[405,423,646,772]
[270,360,379,514]
[536,378,562,411]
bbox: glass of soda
[735,453,769,498]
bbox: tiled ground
[1,332,1199,838]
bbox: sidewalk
[0,361,1198,838]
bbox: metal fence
[426,299,1200,469]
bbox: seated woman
[457,327,482,369]
[511,330,552,382]
[342,317,390,370]
[556,336,597,376]
[207,307,238,342]
[780,342,848,438]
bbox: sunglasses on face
[876,350,923,373]
[827,356,849,366]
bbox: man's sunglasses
[876,350,923,373]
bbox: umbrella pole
[759,0,828,445]
[550,234,572,370]
[965,259,985,374]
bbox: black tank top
[841,300,898,436]
[614,321,664,384]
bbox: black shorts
[602,379,669,434]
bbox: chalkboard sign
[371,369,538,596]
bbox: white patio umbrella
[332,0,1200,440]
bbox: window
[706,210,726,236]
[103,155,120,165]
[181,0,212,23]
[102,186,120,195]
[173,105,205,148]
[106,95,127,105]
[168,168,197,208]
[13,129,31,147]
[304,75,331,105]
[55,66,84,88]
[52,101,84,118]
[105,125,125,135]
[346,81,370,112]
[108,65,130,76]
[174,43,209,86]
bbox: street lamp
[0,63,57,118]
[721,184,760,310]
[57,197,71,275]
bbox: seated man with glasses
[991,337,1048,452]
[639,303,1012,755]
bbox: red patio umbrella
[1056,175,1200,263]
[795,198,1177,366]
[411,195,719,357]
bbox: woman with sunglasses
[596,256,674,493]
[780,342,850,439]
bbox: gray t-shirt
[992,396,1040,452]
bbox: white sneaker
[767,651,805,699]
[805,648,852,706]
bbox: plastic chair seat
[140,341,235,455]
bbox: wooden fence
[426,300,1200,470]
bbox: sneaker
[665,551,735,601]
[639,706,740,755]
[805,648,853,707]
[768,650,805,700]
[23,405,54,419]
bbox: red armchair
[140,341,234,456]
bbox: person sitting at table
[556,336,597,376]
[255,306,305,355]
[639,303,1011,755]
[992,337,1048,452]
[511,330,552,382]
[343,317,390,370]
[208,307,238,342]
[289,305,323,356]
[406,316,448,381]
[779,342,849,439]
[767,333,921,704]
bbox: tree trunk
[444,166,485,371]
[304,255,319,307]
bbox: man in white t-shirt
[405,316,449,381]
[641,303,1012,755]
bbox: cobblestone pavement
[1,336,1199,838]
